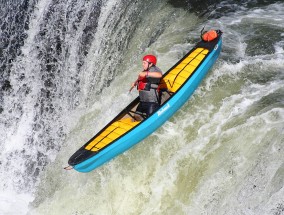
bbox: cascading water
[0,0,283,214]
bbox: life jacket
[137,66,163,104]
[137,75,161,91]
[137,76,147,91]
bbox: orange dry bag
[202,30,218,42]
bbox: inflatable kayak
[67,30,223,172]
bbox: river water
[0,0,284,214]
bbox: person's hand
[129,80,138,92]
[139,71,147,78]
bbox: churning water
[0,0,284,214]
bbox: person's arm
[130,70,162,92]
[138,71,162,78]
[129,78,139,92]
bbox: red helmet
[143,55,157,65]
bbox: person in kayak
[130,54,163,120]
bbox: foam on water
[0,191,33,215]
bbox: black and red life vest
[137,76,147,91]
[137,75,161,91]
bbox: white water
[1,1,284,214]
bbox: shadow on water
[167,0,284,18]
[243,25,284,56]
